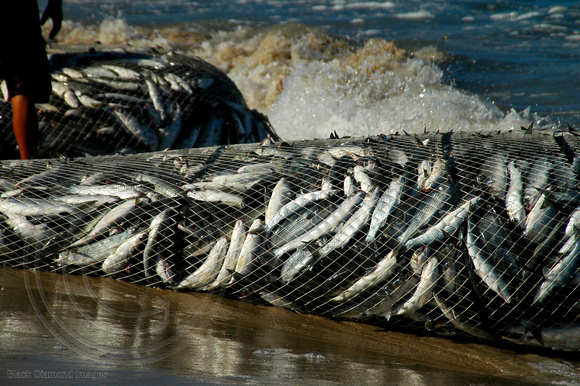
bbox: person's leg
[11,94,38,159]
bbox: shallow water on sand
[0,267,578,384]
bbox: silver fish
[279,247,315,284]
[177,236,229,289]
[101,231,148,274]
[265,178,293,225]
[466,216,512,303]
[102,64,142,81]
[57,228,137,267]
[393,256,439,316]
[416,159,432,191]
[366,175,404,243]
[186,190,245,207]
[156,256,176,284]
[112,109,160,151]
[343,175,357,197]
[0,197,78,217]
[66,184,146,200]
[480,152,507,200]
[398,179,458,245]
[273,191,364,260]
[524,157,552,209]
[135,174,183,198]
[331,249,399,303]
[233,219,264,277]
[205,219,247,289]
[505,160,526,228]
[143,207,176,280]
[318,187,379,259]
[534,236,580,304]
[423,158,446,192]
[146,78,167,123]
[353,165,374,193]
[433,292,495,340]
[265,188,335,232]
[71,197,143,247]
[404,196,478,250]
[158,104,183,150]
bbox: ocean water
[39,0,580,140]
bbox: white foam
[344,2,396,10]
[268,58,528,140]
[394,10,435,20]
[548,6,568,14]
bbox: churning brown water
[0,266,578,384]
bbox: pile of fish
[0,47,277,158]
[1,129,580,352]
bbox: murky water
[0,266,578,384]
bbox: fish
[232,219,264,277]
[66,183,146,200]
[204,219,247,289]
[279,247,315,284]
[534,235,580,304]
[56,228,138,267]
[353,165,374,193]
[71,197,144,247]
[480,152,507,200]
[416,159,432,191]
[272,190,364,261]
[265,178,293,225]
[135,174,183,198]
[112,108,160,151]
[265,188,335,232]
[145,77,168,123]
[524,157,552,209]
[186,189,245,207]
[143,207,176,280]
[101,231,148,274]
[404,196,478,250]
[156,256,176,284]
[433,292,495,340]
[466,216,512,303]
[505,160,526,228]
[366,175,405,244]
[102,64,142,81]
[317,187,379,259]
[423,158,446,192]
[392,256,439,316]
[331,249,398,303]
[0,197,79,217]
[176,236,229,289]
[397,179,459,245]
[157,104,183,150]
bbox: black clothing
[0,1,52,102]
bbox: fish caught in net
[1,129,579,352]
[0,47,278,159]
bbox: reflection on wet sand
[0,266,578,384]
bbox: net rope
[0,128,579,351]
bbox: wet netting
[1,129,580,351]
[0,47,278,159]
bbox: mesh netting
[1,129,580,351]
[0,47,278,159]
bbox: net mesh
[0,47,278,159]
[1,129,579,351]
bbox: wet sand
[0,266,578,384]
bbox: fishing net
[0,47,278,159]
[1,129,579,352]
